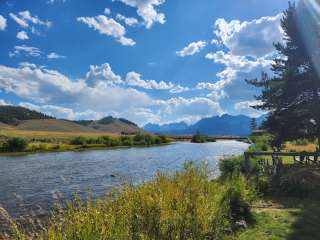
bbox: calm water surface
[0,141,249,217]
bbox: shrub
[120,136,133,146]
[70,136,87,145]
[2,137,28,152]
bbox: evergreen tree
[247,2,320,149]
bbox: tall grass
[9,163,256,240]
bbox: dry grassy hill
[15,119,98,133]
[0,105,142,135]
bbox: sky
[0,0,290,126]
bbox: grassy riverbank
[0,132,171,155]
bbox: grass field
[232,197,320,240]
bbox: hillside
[144,114,266,136]
[0,105,53,125]
[0,105,141,134]
[15,119,98,133]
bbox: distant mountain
[143,114,266,136]
[144,122,188,134]
[0,105,53,125]
[0,105,141,134]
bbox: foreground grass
[6,164,256,239]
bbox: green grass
[232,198,320,240]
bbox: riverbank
[0,133,172,156]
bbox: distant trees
[0,106,53,125]
[247,2,320,149]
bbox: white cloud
[16,31,29,40]
[9,45,42,57]
[0,63,151,115]
[0,99,9,106]
[114,0,166,29]
[77,15,135,46]
[214,14,283,57]
[86,63,123,86]
[126,71,189,93]
[176,41,207,57]
[104,8,111,15]
[10,10,51,29]
[205,51,273,103]
[126,71,173,90]
[234,100,263,111]
[116,14,139,26]
[19,102,103,120]
[0,15,7,30]
[154,97,223,124]
[47,52,66,59]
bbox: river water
[0,141,249,217]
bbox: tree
[247,2,320,149]
[250,118,257,132]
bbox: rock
[235,219,247,229]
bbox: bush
[70,136,87,145]
[120,136,133,146]
[2,137,28,152]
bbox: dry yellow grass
[284,143,317,152]
[0,127,118,140]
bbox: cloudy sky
[0,0,288,126]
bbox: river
[0,141,249,217]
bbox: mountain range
[144,114,266,136]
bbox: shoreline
[0,142,174,157]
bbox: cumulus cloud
[0,15,7,30]
[9,10,51,31]
[154,97,223,124]
[214,14,283,57]
[0,63,151,116]
[176,41,207,57]
[47,52,66,59]
[126,71,189,93]
[16,31,29,40]
[205,50,273,101]
[77,15,135,46]
[116,14,139,26]
[114,0,166,28]
[86,63,123,86]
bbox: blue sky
[0,0,289,126]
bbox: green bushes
[69,134,169,148]
[2,137,28,152]
[11,164,256,239]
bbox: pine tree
[247,2,320,149]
